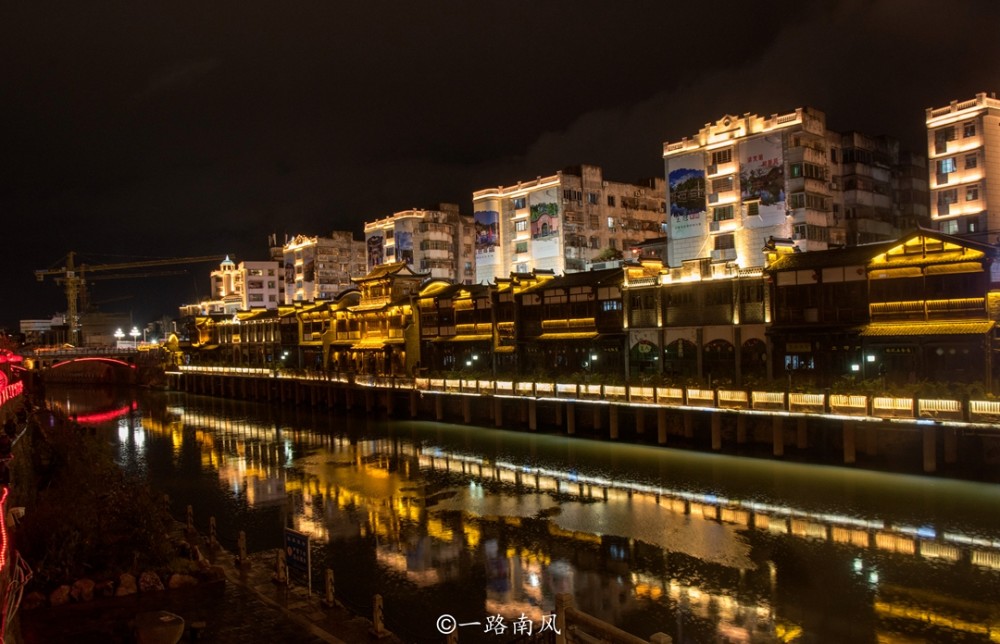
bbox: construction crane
[35,251,223,344]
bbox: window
[790,163,802,178]
[746,202,760,217]
[386,230,394,239]
[463,244,471,254]
[590,236,600,249]
[607,195,615,207]
[712,205,734,221]
[589,214,599,229]
[587,192,599,205]
[937,158,956,174]
[969,220,978,233]
[609,239,617,250]
[515,220,528,232]
[789,193,805,209]
[938,189,958,205]
[964,121,976,138]
[941,219,959,234]
[830,148,838,163]
[966,154,978,170]
[513,197,526,209]
[711,148,732,165]
[711,176,733,192]
[967,185,979,201]
[515,241,528,253]
[714,234,735,250]
[607,216,615,229]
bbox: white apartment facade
[926,92,1000,241]
[283,231,367,303]
[364,203,475,283]
[663,107,839,270]
[472,165,666,284]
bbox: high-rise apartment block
[472,165,665,284]
[283,231,367,303]
[926,92,1000,241]
[364,203,476,284]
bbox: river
[49,385,1000,643]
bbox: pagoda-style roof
[766,229,998,274]
[517,267,622,295]
[352,261,429,283]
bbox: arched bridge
[25,348,147,384]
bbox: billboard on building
[739,135,785,220]
[366,234,384,271]
[529,188,560,264]
[395,231,413,265]
[666,155,706,239]
[474,200,502,285]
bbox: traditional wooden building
[514,268,625,377]
[347,261,425,377]
[766,229,1000,386]
[416,281,493,374]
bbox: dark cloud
[2,0,999,328]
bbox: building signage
[284,527,312,593]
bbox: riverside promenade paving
[19,526,405,644]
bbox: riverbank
[19,522,403,644]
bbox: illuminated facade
[363,203,475,284]
[471,165,666,284]
[663,107,838,269]
[211,257,283,311]
[925,92,1000,241]
[282,231,367,304]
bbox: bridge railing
[172,365,999,427]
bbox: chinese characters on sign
[436,613,561,636]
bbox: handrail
[169,366,1000,427]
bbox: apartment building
[283,231,367,304]
[364,203,475,284]
[472,165,666,284]
[926,92,1000,241]
[663,107,839,270]
[211,256,283,311]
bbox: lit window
[515,220,528,232]
[607,216,615,229]
[713,205,734,221]
[711,148,732,165]
[967,186,979,201]
[937,158,956,174]
[963,121,976,138]
[714,234,735,250]
[513,197,526,209]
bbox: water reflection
[52,387,1000,643]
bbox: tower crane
[35,251,223,344]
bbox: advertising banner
[530,188,560,262]
[739,135,785,221]
[667,154,706,239]
[366,234,384,271]
[474,206,500,284]
[395,231,413,265]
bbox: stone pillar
[528,400,538,432]
[566,402,575,435]
[609,406,619,440]
[864,424,878,457]
[435,395,444,421]
[843,421,856,465]
[657,408,667,445]
[772,416,784,457]
[944,427,958,464]
[922,425,936,473]
[796,417,807,450]
[463,397,472,424]
[736,415,747,444]
[711,414,722,451]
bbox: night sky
[3,0,999,330]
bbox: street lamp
[114,328,125,348]
[129,327,141,348]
